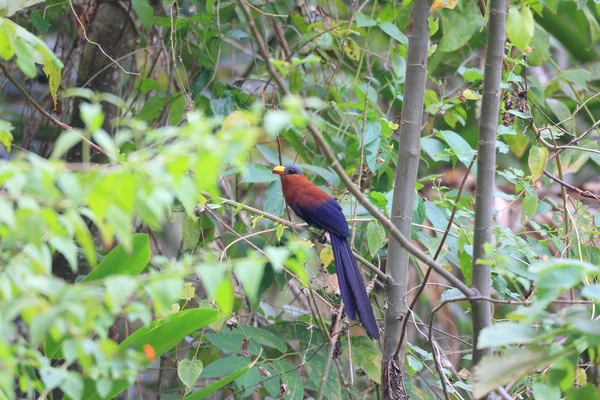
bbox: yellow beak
[272,166,285,175]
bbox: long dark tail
[330,234,379,339]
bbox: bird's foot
[308,228,327,244]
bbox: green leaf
[438,2,482,52]
[178,359,204,389]
[50,129,81,159]
[405,354,424,376]
[533,383,561,400]
[546,99,573,133]
[214,278,233,316]
[367,221,386,257]
[507,6,534,51]
[379,22,407,45]
[235,258,266,302]
[477,322,539,348]
[528,145,548,181]
[530,259,599,296]
[522,187,538,219]
[170,93,187,125]
[81,308,218,400]
[183,355,259,400]
[356,12,377,27]
[438,130,476,167]
[264,110,291,138]
[567,385,600,400]
[12,38,36,78]
[83,234,150,282]
[132,0,154,30]
[305,352,342,400]
[581,284,600,301]
[0,118,14,152]
[201,356,251,378]
[351,336,381,383]
[529,25,550,67]
[256,144,293,165]
[473,346,570,398]
[138,92,167,122]
[30,10,49,34]
[421,137,450,162]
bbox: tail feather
[330,234,379,339]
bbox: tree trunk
[381,0,430,398]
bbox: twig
[543,170,600,201]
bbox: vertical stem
[382,0,430,394]
[471,0,506,366]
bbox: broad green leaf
[438,130,476,167]
[214,278,233,316]
[138,93,167,122]
[0,119,13,152]
[379,22,408,45]
[546,99,573,133]
[528,145,548,181]
[12,38,35,78]
[533,383,560,400]
[507,6,534,51]
[0,0,45,16]
[473,346,570,398]
[256,144,293,165]
[183,355,259,400]
[566,385,600,400]
[581,284,600,301]
[50,130,81,159]
[304,352,342,400]
[83,234,150,282]
[522,187,538,219]
[201,356,250,378]
[178,359,204,389]
[132,0,154,30]
[264,110,291,138]
[421,137,450,162]
[405,354,424,376]
[438,2,482,52]
[80,308,219,400]
[234,257,266,302]
[356,12,377,27]
[529,25,550,67]
[477,322,539,348]
[351,336,381,383]
[367,221,386,256]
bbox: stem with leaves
[471,0,506,366]
[381,0,430,392]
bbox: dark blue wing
[291,197,349,238]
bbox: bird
[272,164,379,339]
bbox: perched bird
[272,165,379,339]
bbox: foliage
[0,0,599,398]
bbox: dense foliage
[0,0,599,399]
